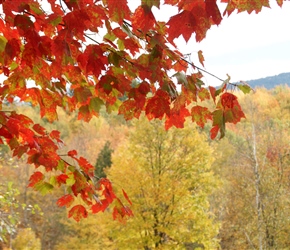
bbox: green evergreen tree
[94,141,114,179]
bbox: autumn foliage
[0,0,285,221]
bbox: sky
[145,1,290,86]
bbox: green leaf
[191,105,212,128]
[142,0,160,8]
[108,52,122,67]
[198,87,210,101]
[238,83,252,94]
[0,36,7,53]
[56,160,65,171]
[66,173,76,186]
[10,61,18,70]
[212,109,225,138]
[104,32,117,42]
[173,72,188,85]
[117,39,125,50]
[50,15,62,26]
[34,182,54,195]
[49,176,57,186]
[29,2,44,15]
[89,97,104,113]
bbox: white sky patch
[167,1,290,86]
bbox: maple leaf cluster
[0,0,284,221]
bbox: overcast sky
[145,1,290,86]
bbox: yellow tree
[105,118,220,249]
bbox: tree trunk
[251,124,263,250]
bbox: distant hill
[243,72,290,89]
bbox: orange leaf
[107,0,131,25]
[198,50,205,67]
[191,106,212,128]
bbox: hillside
[243,72,290,89]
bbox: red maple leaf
[49,130,62,143]
[221,92,238,110]
[63,10,91,40]
[28,171,44,188]
[210,125,220,140]
[91,199,109,213]
[205,0,222,24]
[33,124,46,135]
[68,150,78,157]
[167,10,195,43]
[77,157,94,176]
[167,3,211,43]
[98,178,116,203]
[165,105,190,130]
[220,92,246,124]
[132,5,156,34]
[145,89,170,120]
[77,45,107,77]
[57,194,74,208]
[56,174,69,185]
[13,145,29,158]
[68,205,88,222]
[4,38,21,64]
